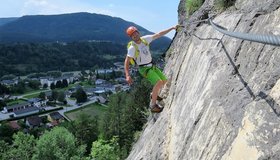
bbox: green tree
[76,88,87,103]
[91,137,120,160]
[38,92,46,100]
[50,83,55,90]
[6,132,36,160]
[111,70,116,79]
[96,71,100,79]
[0,84,10,94]
[32,127,86,160]
[51,90,59,102]
[0,123,16,144]
[62,79,68,88]
[81,70,87,76]
[64,113,99,153]
[47,71,62,78]
[43,83,48,89]
[0,140,11,160]
[56,80,62,88]
[0,100,6,110]
[1,74,16,80]
[11,81,26,94]
[28,80,41,89]
[57,91,66,103]
[99,79,152,159]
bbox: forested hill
[0,12,172,77]
[0,12,171,51]
[0,42,126,77]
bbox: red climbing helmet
[126,26,138,37]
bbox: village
[0,62,135,130]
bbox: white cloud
[108,3,115,8]
[19,0,115,16]
[20,0,60,15]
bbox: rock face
[127,0,280,160]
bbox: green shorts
[139,66,167,85]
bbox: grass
[65,103,108,121]
[185,0,236,17]
[185,0,204,17]
[78,81,95,88]
[214,0,236,11]
[23,93,40,99]
[7,99,27,106]
[13,88,48,96]
[54,81,95,93]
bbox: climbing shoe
[150,104,163,113]
[150,93,164,101]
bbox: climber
[124,25,178,113]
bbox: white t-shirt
[127,35,153,65]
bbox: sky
[0,0,180,38]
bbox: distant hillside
[0,41,126,77]
[0,17,18,26]
[0,12,171,52]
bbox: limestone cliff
[127,0,280,159]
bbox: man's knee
[156,80,166,86]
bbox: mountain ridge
[0,12,171,51]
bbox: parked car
[1,110,7,114]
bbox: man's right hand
[126,76,133,85]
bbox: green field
[7,99,27,106]
[23,93,40,99]
[65,103,108,121]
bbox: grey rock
[127,0,280,159]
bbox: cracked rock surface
[127,0,280,159]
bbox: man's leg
[140,66,167,112]
[151,80,167,106]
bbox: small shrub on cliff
[214,0,236,11]
[185,0,205,17]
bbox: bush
[185,0,205,17]
[91,137,120,160]
[214,0,236,11]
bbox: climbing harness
[127,38,149,65]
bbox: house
[96,69,113,74]
[8,121,21,130]
[27,98,46,107]
[0,79,18,86]
[113,62,124,69]
[44,91,52,100]
[39,77,51,87]
[48,112,64,123]
[95,79,106,85]
[26,116,42,128]
[3,102,32,113]
[96,96,107,104]
[96,83,115,92]
[84,88,97,96]
[39,74,74,88]
[122,85,131,91]
[115,77,127,84]
[14,107,40,117]
[114,84,123,92]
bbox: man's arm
[152,25,178,40]
[124,56,133,85]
